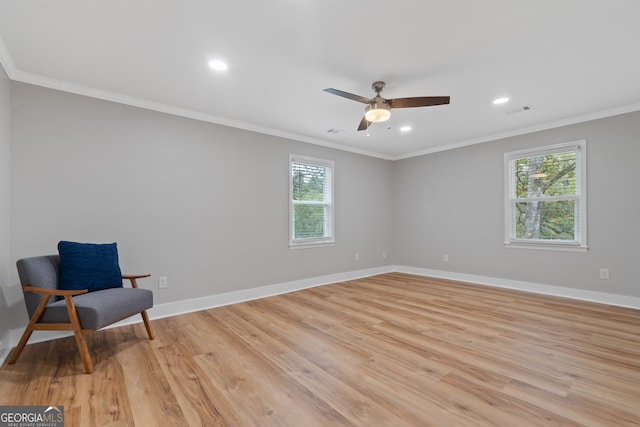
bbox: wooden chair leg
[141,310,155,340]
[72,331,93,374]
[127,277,155,341]
[64,295,94,374]
[7,294,52,365]
[6,325,35,364]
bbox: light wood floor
[1,273,640,426]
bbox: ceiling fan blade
[389,96,450,109]
[324,88,372,104]
[357,116,371,131]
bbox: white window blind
[504,140,587,251]
[289,155,334,247]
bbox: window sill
[289,240,335,250]
[504,242,588,253]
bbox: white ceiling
[1,0,640,160]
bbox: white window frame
[289,154,335,248]
[504,140,587,252]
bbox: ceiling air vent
[326,128,343,134]
[507,105,533,115]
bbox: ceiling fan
[324,81,450,131]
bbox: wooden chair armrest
[122,274,151,280]
[22,286,88,297]
[122,274,151,289]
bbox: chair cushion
[41,287,153,330]
[58,241,123,292]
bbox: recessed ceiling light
[493,97,510,105]
[208,59,228,71]
[400,126,412,132]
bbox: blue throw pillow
[58,241,123,292]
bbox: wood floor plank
[154,339,232,427]
[229,300,430,426]
[193,309,352,427]
[2,273,640,426]
[116,332,188,427]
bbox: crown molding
[1,34,639,163]
[0,36,17,78]
[3,61,394,161]
[393,102,640,160]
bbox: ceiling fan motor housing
[372,81,386,94]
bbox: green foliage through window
[506,142,586,247]
[513,150,577,241]
[290,156,333,244]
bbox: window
[504,140,587,251]
[290,155,334,247]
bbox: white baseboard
[395,265,640,310]
[146,265,394,320]
[1,265,394,365]
[3,263,638,366]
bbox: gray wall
[6,77,640,341]
[9,82,393,309]
[0,64,10,355]
[393,110,640,297]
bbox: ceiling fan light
[365,103,391,123]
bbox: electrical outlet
[443,254,449,262]
[599,268,610,280]
[159,276,168,288]
[355,253,360,261]
[382,251,387,259]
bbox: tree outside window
[505,141,587,251]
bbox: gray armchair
[7,254,154,373]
